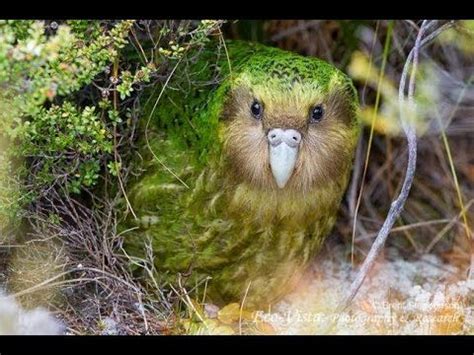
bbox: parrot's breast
[179,170,349,307]
[123,156,351,308]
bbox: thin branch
[338,20,440,311]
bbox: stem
[338,20,440,312]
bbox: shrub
[0,20,136,225]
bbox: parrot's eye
[310,105,324,123]
[250,100,263,119]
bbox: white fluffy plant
[0,291,64,335]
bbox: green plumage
[121,41,360,307]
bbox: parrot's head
[220,48,360,193]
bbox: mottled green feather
[121,41,360,307]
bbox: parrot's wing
[120,40,263,283]
[117,105,199,266]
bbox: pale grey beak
[267,128,301,188]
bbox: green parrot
[122,40,360,308]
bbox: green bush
[0,19,224,230]
[0,20,137,225]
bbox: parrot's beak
[267,128,302,188]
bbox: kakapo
[122,40,360,308]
